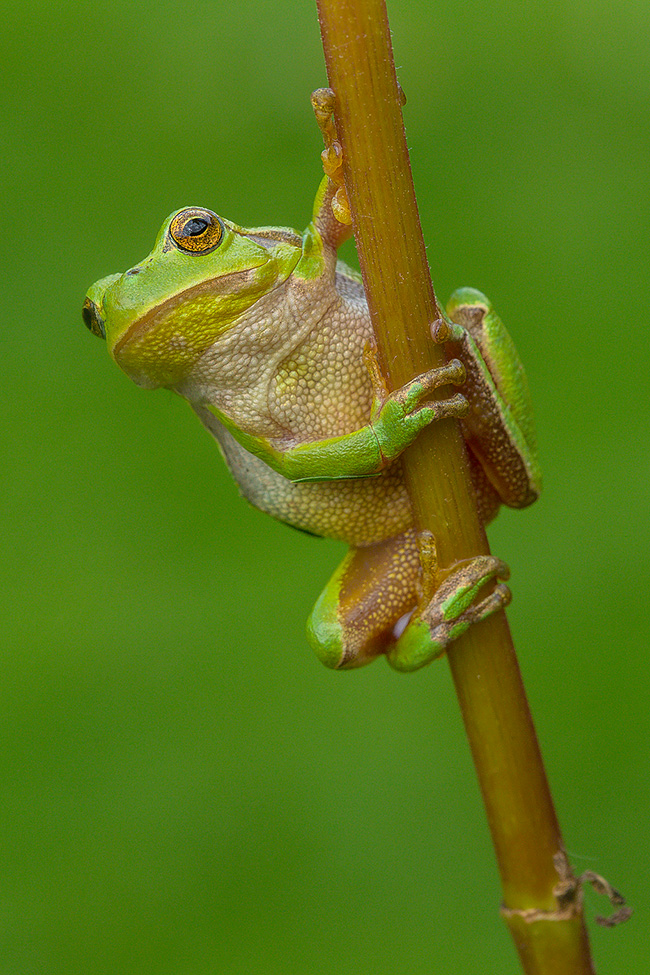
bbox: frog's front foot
[388,556,511,672]
[311,87,351,225]
[388,359,467,415]
[369,357,469,464]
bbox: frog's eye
[169,208,223,254]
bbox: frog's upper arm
[292,176,355,289]
[312,175,354,253]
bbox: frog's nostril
[125,267,140,276]
[82,296,106,339]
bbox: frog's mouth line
[111,264,269,357]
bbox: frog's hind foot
[429,555,511,628]
[388,556,511,672]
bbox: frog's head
[82,207,302,388]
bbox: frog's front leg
[307,530,510,670]
[205,358,467,483]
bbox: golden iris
[169,208,223,254]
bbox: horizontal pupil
[184,218,209,236]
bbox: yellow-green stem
[316,1,595,972]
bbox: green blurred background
[3,1,648,971]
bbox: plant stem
[316,1,595,972]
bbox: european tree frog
[83,95,540,672]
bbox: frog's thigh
[306,531,422,669]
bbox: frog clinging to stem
[82,91,540,672]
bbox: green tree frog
[82,102,540,673]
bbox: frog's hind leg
[307,531,511,673]
[306,531,422,669]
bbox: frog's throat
[111,265,268,359]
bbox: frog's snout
[82,295,106,340]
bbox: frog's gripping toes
[370,357,468,465]
[388,555,511,672]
